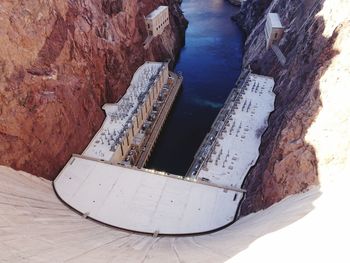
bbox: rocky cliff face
[236,0,350,215]
[0,0,186,180]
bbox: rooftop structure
[146,6,168,20]
[188,72,275,191]
[264,13,284,48]
[268,13,283,28]
[83,62,168,163]
[145,6,169,37]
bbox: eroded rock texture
[237,0,350,215]
[0,0,186,180]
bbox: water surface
[146,0,244,175]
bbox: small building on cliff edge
[264,13,284,49]
[145,6,169,37]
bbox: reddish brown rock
[238,0,350,215]
[0,0,186,180]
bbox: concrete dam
[53,64,275,234]
[0,0,349,262]
[53,3,275,235]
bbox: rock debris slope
[0,0,186,180]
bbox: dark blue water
[146,0,244,175]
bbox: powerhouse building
[264,13,284,48]
[83,62,169,164]
[145,6,170,37]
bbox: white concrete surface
[146,6,168,20]
[83,62,166,161]
[1,165,348,263]
[54,156,241,234]
[197,74,275,189]
[267,13,283,28]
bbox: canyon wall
[236,0,350,215]
[0,0,187,180]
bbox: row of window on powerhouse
[147,17,169,32]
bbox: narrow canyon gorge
[0,0,187,180]
[0,0,349,261]
[0,0,349,220]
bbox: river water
[146,0,244,175]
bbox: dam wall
[54,70,275,234]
